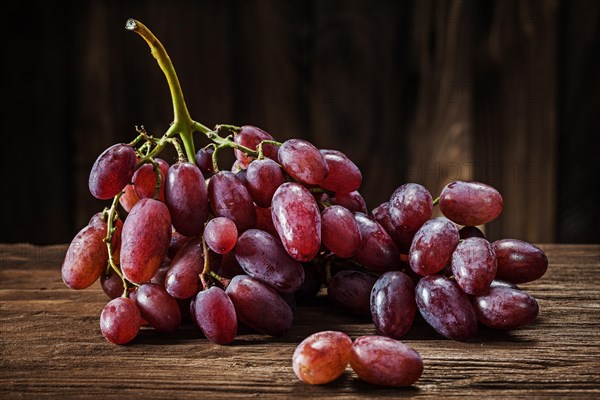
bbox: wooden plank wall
[2,0,598,245]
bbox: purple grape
[278,139,328,185]
[353,213,400,273]
[388,183,432,233]
[370,272,416,339]
[459,226,485,239]
[328,270,377,317]
[439,181,503,226]
[89,143,137,200]
[208,171,256,232]
[246,159,285,207]
[371,202,414,253]
[409,218,459,276]
[195,146,215,177]
[101,269,123,299]
[234,229,305,293]
[135,283,181,334]
[165,238,203,299]
[271,182,321,262]
[319,149,362,193]
[193,286,237,344]
[415,275,478,341]
[350,336,423,387]
[492,239,548,283]
[234,125,279,167]
[321,205,361,258]
[225,275,293,336]
[165,162,208,237]
[472,287,539,329]
[99,297,141,345]
[120,198,172,284]
[451,237,497,295]
[204,217,238,254]
[330,190,367,213]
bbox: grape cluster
[62,124,547,349]
[60,19,549,387]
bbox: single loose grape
[350,336,423,386]
[292,331,352,385]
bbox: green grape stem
[102,191,135,297]
[127,19,271,166]
[433,196,440,206]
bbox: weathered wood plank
[1,244,599,398]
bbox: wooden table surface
[1,243,599,399]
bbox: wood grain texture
[1,243,599,398]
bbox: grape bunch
[60,19,548,387]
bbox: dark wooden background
[2,0,599,245]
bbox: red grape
[165,162,208,237]
[204,217,238,254]
[350,336,423,386]
[492,239,548,283]
[271,183,321,262]
[439,181,503,226]
[234,229,305,293]
[208,171,256,232]
[409,218,459,276]
[101,269,123,299]
[193,286,237,345]
[278,139,328,185]
[319,149,362,193]
[245,158,285,207]
[195,146,215,177]
[119,183,140,212]
[451,237,497,295]
[99,297,141,345]
[135,283,181,334]
[472,286,539,329]
[225,275,293,336]
[89,143,137,200]
[371,202,414,253]
[120,198,172,284]
[321,205,361,258]
[165,238,203,299]
[132,158,169,200]
[234,125,278,167]
[292,331,352,384]
[330,190,367,213]
[388,183,432,233]
[370,271,416,339]
[415,275,478,341]
[62,223,108,290]
[352,213,400,272]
